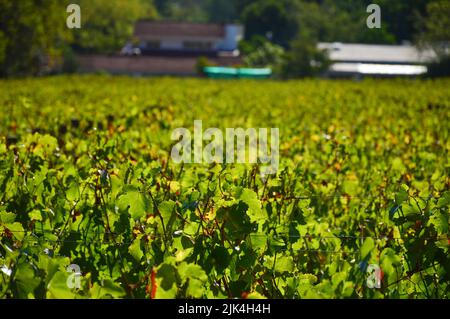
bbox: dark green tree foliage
[241,0,297,47]
[0,0,158,76]
[330,0,429,43]
[279,39,329,78]
[70,0,158,54]
[417,0,450,59]
[417,0,450,77]
[293,0,359,43]
[290,0,400,44]
[239,35,270,56]
[154,0,171,16]
[205,0,238,23]
[373,0,429,43]
[154,0,242,23]
[151,0,209,23]
[237,0,434,45]
[0,0,69,77]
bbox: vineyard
[0,75,449,299]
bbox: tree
[279,39,330,78]
[293,0,359,43]
[417,0,450,59]
[71,0,158,53]
[372,0,429,43]
[241,0,298,47]
[416,1,450,77]
[205,0,239,23]
[243,40,284,69]
[152,0,209,23]
[0,0,70,77]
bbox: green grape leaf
[117,189,149,220]
[128,237,143,262]
[155,263,178,299]
[238,188,266,223]
[360,237,375,259]
[14,263,41,298]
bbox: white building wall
[216,24,244,51]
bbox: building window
[183,41,212,50]
[141,41,160,49]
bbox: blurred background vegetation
[0,0,449,77]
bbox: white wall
[217,24,244,51]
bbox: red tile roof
[134,21,225,39]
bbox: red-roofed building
[78,21,244,76]
[128,20,244,57]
